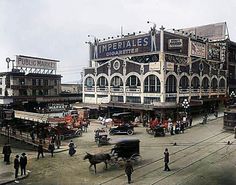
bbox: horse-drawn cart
[109,138,141,167]
[84,138,141,173]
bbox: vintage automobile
[109,123,134,135]
[111,112,133,126]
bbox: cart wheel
[130,154,142,163]
[127,129,134,135]
[116,158,125,168]
[76,131,82,137]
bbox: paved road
[4,117,236,185]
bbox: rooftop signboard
[15,55,58,70]
[91,31,160,60]
[180,22,227,41]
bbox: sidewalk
[0,162,30,185]
[0,131,69,185]
[191,112,224,127]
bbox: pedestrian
[30,130,35,143]
[125,160,133,184]
[37,143,44,159]
[189,115,193,127]
[55,134,61,149]
[234,126,236,139]
[164,148,170,171]
[48,141,55,157]
[14,155,20,180]
[20,153,27,176]
[180,121,184,133]
[2,143,12,164]
[68,140,76,156]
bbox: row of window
[18,78,58,86]
[18,89,58,96]
[85,75,226,93]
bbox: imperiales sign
[16,55,58,70]
[92,33,159,60]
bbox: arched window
[166,75,177,93]
[211,78,218,90]
[144,75,160,93]
[97,76,108,87]
[191,76,200,89]
[179,76,189,89]
[85,77,94,87]
[202,77,209,90]
[111,76,123,87]
[126,75,140,87]
[219,79,225,88]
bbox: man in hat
[20,153,27,176]
[37,143,44,159]
[164,148,171,171]
[14,155,20,180]
[125,160,133,184]
[2,143,12,164]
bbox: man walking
[164,148,170,171]
[48,141,55,157]
[125,160,134,184]
[14,155,20,181]
[37,143,44,159]
[2,143,12,164]
[20,153,27,176]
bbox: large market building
[82,22,234,119]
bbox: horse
[83,152,111,173]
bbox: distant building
[61,83,82,94]
[83,23,230,118]
[0,55,80,112]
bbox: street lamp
[7,124,10,144]
[182,99,189,116]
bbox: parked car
[109,123,134,135]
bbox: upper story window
[43,79,48,86]
[85,77,95,87]
[32,79,36,86]
[19,78,25,85]
[111,76,123,87]
[126,75,140,87]
[97,76,108,87]
[144,75,160,93]
[0,78,2,85]
[54,79,58,86]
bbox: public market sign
[16,55,58,70]
[91,33,160,60]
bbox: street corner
[0,170,30,185]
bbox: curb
[0,171,30,185]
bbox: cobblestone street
[2,117,236,185]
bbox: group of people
[148,115,193,135]
[14,153,27,180]
[2,143,27,182]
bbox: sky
[0,0,236,83]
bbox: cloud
[0,0,235,83]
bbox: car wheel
[127,129,134,135]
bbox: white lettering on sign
[16,56,57,70]
[168,39,183,48]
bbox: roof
[112,112,132,117]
